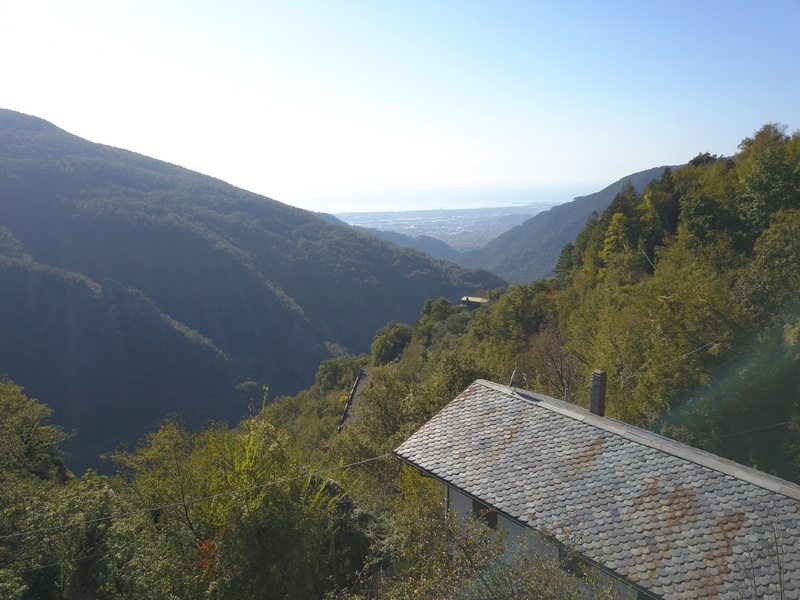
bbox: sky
[1,0,799,213]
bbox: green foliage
[0,378,69,480]
[688,151,721,167]
[735,125,800,247]
[332,468,618,600]
[7,120,800,598]
[459,166,665,282]
[108,416,372,598]
[315,355,368,396]
[599,212,630,263]
[553,241,574,282]
[265,355,369,454]
[638,166,680,264]
[370,322,414,366]
[469,281,550,350]
[416,297,468,348]
[738,209,800,325]
[0,382,119,600]
[334,363,414,462]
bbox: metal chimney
[590,370,607,416]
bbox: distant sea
[332,198,572,253]
[292,185,594,215]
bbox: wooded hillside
[459,166,666,282]
[2,123,799,599]
[0,109,503,471]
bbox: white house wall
[446,485,638,600]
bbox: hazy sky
[2,1,799,212]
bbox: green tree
[0,378,69,481]
[738,209,800,326]
[0,379,122,600]
[599,212,630,263]
[315,355,367,396]
[332,467,618,600]
[638,167,680,267]
[371,322,413,366]
[737,125,799,247]
[110,416,371,599]
[553,242,574,283]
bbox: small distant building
[460,295,489,308]
[393,378,800,600]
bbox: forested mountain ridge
[3,123,800,600]
[289,124,800,508]
[459,166,667,282]
[0,109,503,471]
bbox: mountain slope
[315,213,460,261]
[458,167,667,282]
[0,253,237,468]
[0,109,504,470]
[372,230,459,261]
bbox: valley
[0,109,504,472]
[336,202,559,252]
[2,111,799,600]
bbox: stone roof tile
[393,380,800,600]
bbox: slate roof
[393,379,800,600]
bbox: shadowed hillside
[0,109,504,471]
[0,254,236,468]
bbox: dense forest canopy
[2,123,800,598]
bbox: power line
[614,340,718,384]
[18,551,111,574]
[641,250,656,271]
[565,339,720,401]
[0,453,392,542]
[711,421,792,440]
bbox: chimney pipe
[590,370,607,416]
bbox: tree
[0,379,121,600]
[553,242,574,282]
[0,378,69,481]
[737,127,799,247]
[738,209,800,326]
[331,467,618,600]
[599,212,630,263]
[314,355,368,396]
[638,167,680,267]
[527,325,579,400]
[371,322,413,366]
[109,416,372,599]
[688,152,720,167]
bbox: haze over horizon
[2,0,798,213]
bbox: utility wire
[18,551,112,574]
[642,250,656,271]
[710,421,792,440]
[0,453,392,542]
[614,340,718,384]
[564,338,719,401]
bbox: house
[460,295,489,308]
[392,377,800,599]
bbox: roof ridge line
[473,379,800,502]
